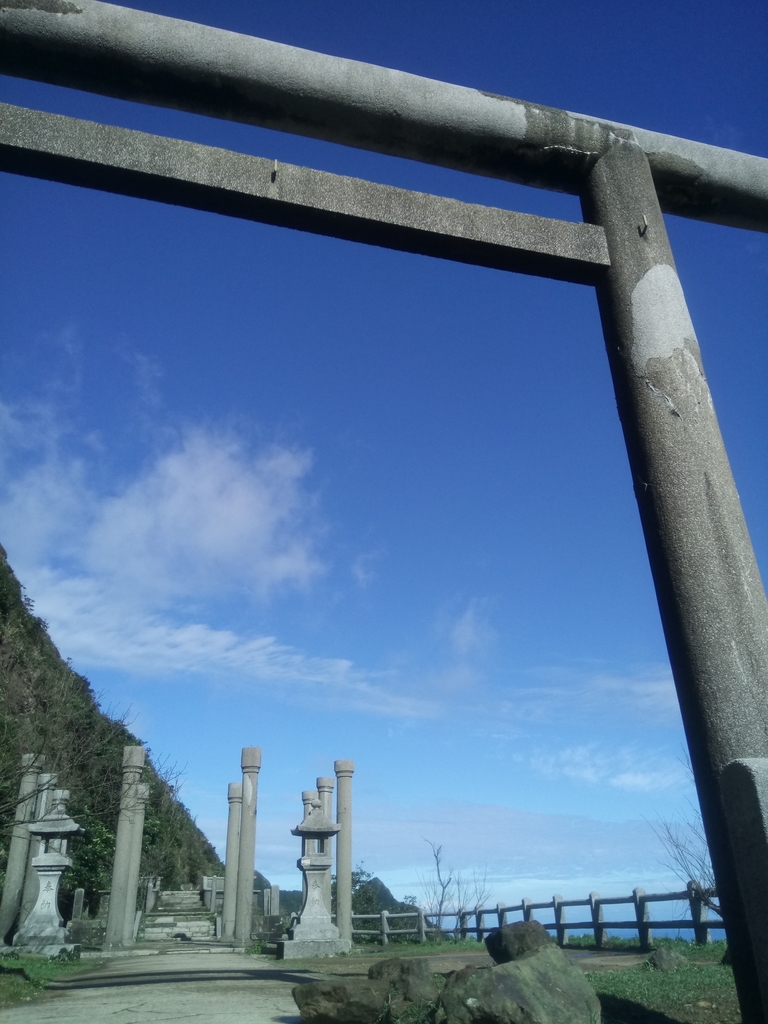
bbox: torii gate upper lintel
[1,3,768,1020]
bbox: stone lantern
[13,790,84,955]
[276,794,351,958]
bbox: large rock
[647,948,687,972]
[485,922,553,964]
[294,957,439,1024]
[439,946,601,1024]
[293,978,391,1024]
[368,957,440,1010]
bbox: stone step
[145,912,212,922]
[141,920,215,941]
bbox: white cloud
[351,550,380,588]
[0,413,323,603]
[450,601,496,658]
[493,668,680,728]
[22,565,437,717]
[84,430,324,604]
[0,407,439,718]
[530,744,688,792]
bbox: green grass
[567,935,729,963]
[587,960,740,1024]
[0,953,96,1009]
[351,938,487,956]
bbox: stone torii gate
[1,2,767,1017]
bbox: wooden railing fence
[351,880,720,952]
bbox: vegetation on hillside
[0,544,222,923]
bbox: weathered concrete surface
[0,103,610,286]
[0,0,765,230]
[333,761,354,944]
[0,951,307,1024]
[0,755,41,944]
[104,746,145,951]
[720,758,768,1015]
[222,782,242,941]
[584,140,768,1023]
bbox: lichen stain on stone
[647,150,717,213]
[630,263,698,375]
[0,0,82,13]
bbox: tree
[650,754,719,915]
[418,840,454,937]
[418,839,492,940]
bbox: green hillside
[0,544,222,921]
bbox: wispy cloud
[85,430,324,603]
[450,601,496,658]
[0,409,323,602]
[21,566,436,716]
[0,403,437,719]
[493,668,680,728]
[530,744,688,792]
[351,550,381,588]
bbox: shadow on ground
[52,967,315,990]
[600,994,688,1024]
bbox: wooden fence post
[522,898,532,922]
[476,906,484,943]
[459,910,468,940]
[633,888,652,951]
[417,907,426,944]
[497,902,506,929]
[380,910,389,947]
[553,895,568,948]
[589,892,604,949]
[687,880,710,945]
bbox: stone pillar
[317,776,334,914]
[334,760,354,943]
[720,759,768,1016]
[72,887,85,921]
[0,754,42,944]
[234,747,261,946]
[270,884,280,919]
[583,140,768,1023]
[222,782,242,940]
[19,771,56,927]
[68,888,85,945]
[121,781,149,946]
[104,746,145,950]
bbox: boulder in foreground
[293,956,439,1024]
[440,946,601,1024]
[485,921,553,964]
[647,947,687,972]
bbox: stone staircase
[139,890,216,942]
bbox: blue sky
[1,0,766,908]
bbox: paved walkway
[0,946,644,1023]
[0,951,313,1024]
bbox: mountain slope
[0,544,222,916]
